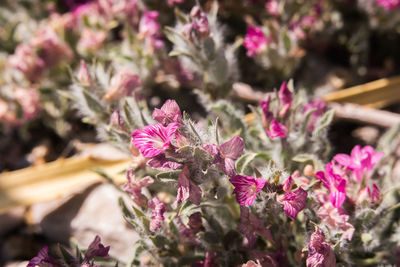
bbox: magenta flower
[77,29,107,52]
[306,229,336,267]
[266,0,279,16]
[357,184,381,205]
[32,28,73,67]
[278,81,293,118]
[316,163,347,209]
[260,97,287,139]
[8,44,45,83]
[260,96,273,125]
[279,187,307,219]
[173,166,203,207]
[104,69,142,100]
[244,26,270,57]
[174,217,197,245]
[204,135,245,177]
[84,235,110,261]
[283,176,293,192]
[334,145,383,181]
[230,175,266,205]
[123,170,154,207]
[302,99,326,132]
[267,119,287,139]
[132,122,179,158]
[148,197,166,232]
[152,99,182,126]
[167,0,185,6]
[376,0,400,10]
[27,246,58,267]
[185,6,210,41]
[139,10,164,50]
[238,206,274,247]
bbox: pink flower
[184,6,210,41]
[260,96,273,126]
[356,184,381,205]
[204,135,245,177]
[267,119,287,139]
[278,81,292,118]
[77,29,107,52]
[132,123,179,158]
[110,108,125,131]
[148,197,166,232]
[266,0,279,16]
[244,26,270,57]
[84,235,110,261]
[14,87,41,120]
[334,145,383,182]
[167,0,185,6]
[260,97,287,138]
[32,28,73,67]
[104,69,142,100]
[279,187,307,219]
[139,11,164,50]
[147,154,183,171]
[306,229,336,267]
[316,163,347,209]
[173,166,203,207]
[376,0,400,10]
[238,206,274,247]
[27,246,58,267]
[230,175,266,205]
[316,193,354,241]
[152,99,182,126]
[174,217,197,245]
[283,176,293,192]
[123,170,154,207]
[8,44,45,83]
[302,99,326,132]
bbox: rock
[30,183,139,263]
[4,261,28,267]
[352,126,380,145]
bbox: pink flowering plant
[2,0,399,266]
[74,78,399,266]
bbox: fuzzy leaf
[292,154,323,170]
[312,109,335,137]
[156,170,181,182]
[236,152,271,174]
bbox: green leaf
[292,154,323,170]
[82,90,104,115]
[174,7,188,24]
[282,30,291,52]
[59,245,75,265]
[156,170,181,182]
[150,235,169,248]
[236,152,271,174]
[119,197,139,228]
[312,109,335,137]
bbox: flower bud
[104,69,141,100]
[303,164,315,176]
[77,60,91,85]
